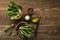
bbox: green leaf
[7,1,22,20]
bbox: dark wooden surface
[0,0,60,40]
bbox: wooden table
[0,0,60,40]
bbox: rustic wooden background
[0,0,60,40]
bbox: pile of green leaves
[18,24,34,38]
[7,2,22,20]
[4,25,14,36]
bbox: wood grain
[0,0,60,40]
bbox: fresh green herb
[4,24,14,36]
[7,1,22,20]
[18,23,34,38]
